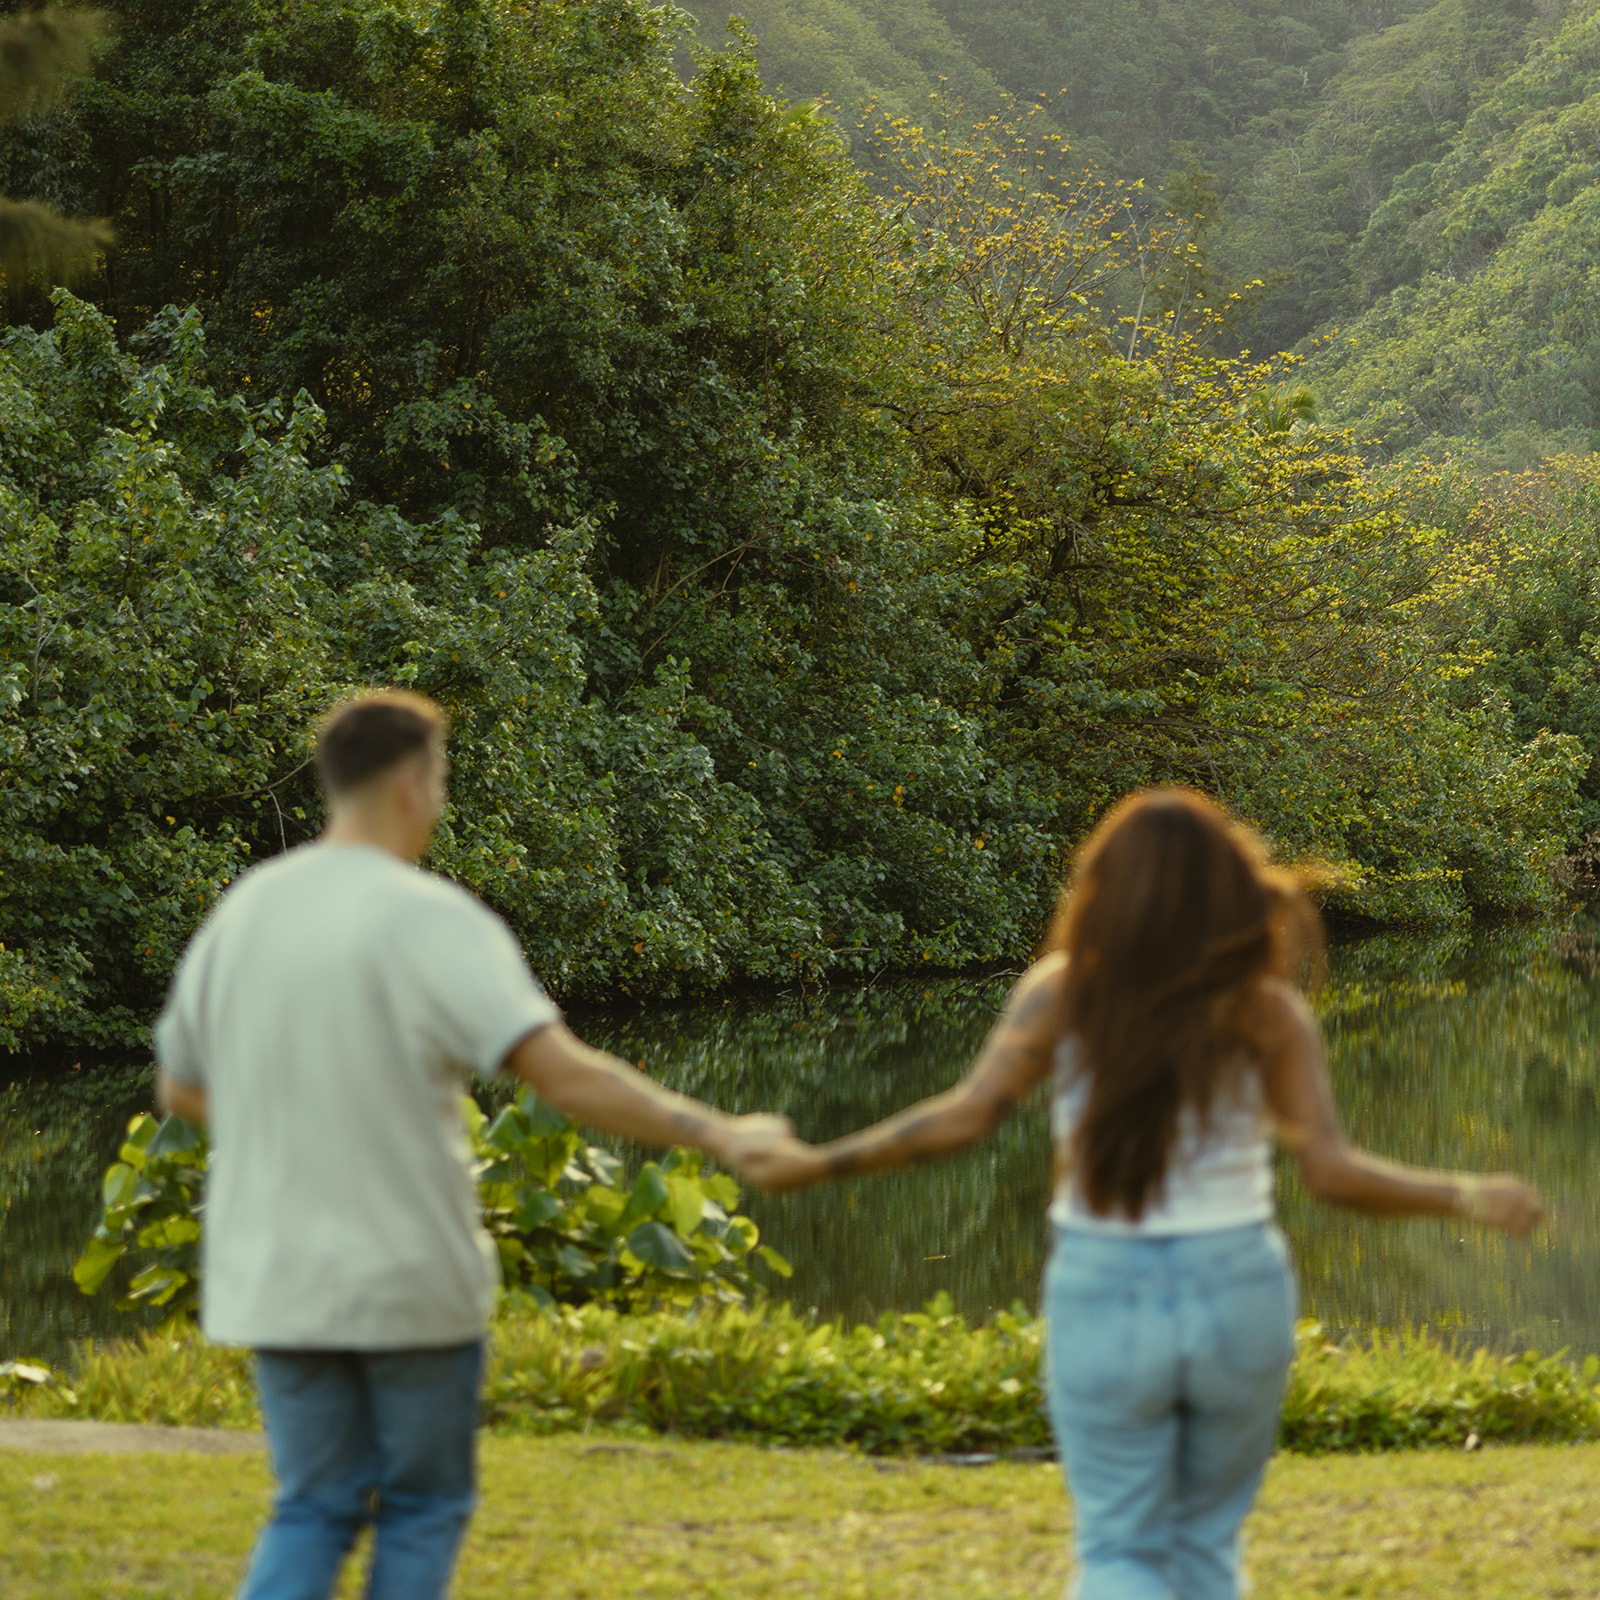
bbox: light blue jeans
[239,1341,485,1600]
[1042,1222,1296,1600]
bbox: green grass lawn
[6,1434,1600,1597]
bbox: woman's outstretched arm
[739,953,1068,1194]
[1259,978,1544,1234]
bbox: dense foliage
[72,1095,790,1318]
[0,0,1592,1048]
[0,5,112,296]
[11,1301,1600,1456]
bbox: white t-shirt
[153,842,560,1349]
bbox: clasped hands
[718,1114,828,1194]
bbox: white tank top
[1049,1036,1275,1235]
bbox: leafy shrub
[73,1094,790,1321]
[1,1329,256,1428]
[72,1110,203,1313]
[467,1091,791,1311]
[16,1303,1600,1457]
[485,1293,1049,1454]
[1281,1321,1600,1452]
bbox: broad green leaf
[72,1235,123,1294]
[486,1105,531,1152]
[146,1116,203,1158]
[124,1263,188,1306]
[757,1245,794,1278]
[618,1163,670,1231]
[102,1163,138,1210]
[521,1093,573,1138]
[555,1243,597,1279]
[135,1215,201,1248]
[626,1221,695,1271]
[512,1190,564,1231]
[581,1185,627,1229]
[586,1147,624,1186]
[123,1114,159,1152]
[665,1173,704,1237]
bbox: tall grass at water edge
[5,1300,1599,1455]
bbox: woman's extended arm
[739,953,1068,1193]
[1258,979,1543,1234]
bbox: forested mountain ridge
[684,0,1594,456]
[1306,0,1600,460]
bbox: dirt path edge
[0,1417,265,1455]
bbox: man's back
[156,842,558,1348]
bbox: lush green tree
[1423,459,1600,842]
[857,102,1585,917]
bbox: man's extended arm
[155,1070,210,1126]
[504,1022,790,1166]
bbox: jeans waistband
[1047,1219,1287,1282]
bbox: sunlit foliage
[0,1,1590,1049]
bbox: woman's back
[1050,1035,1274,1235]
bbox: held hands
[1456,1174,1545,1236]
[718,1117,830,1194]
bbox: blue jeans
[1042,1222,1296,1600]
[240,1341,485,1600]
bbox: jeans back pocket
[1206,1266,1297,1379]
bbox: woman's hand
[1456,1174,1545,1236]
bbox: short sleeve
[413,891,561,1077]
[152,935,212,1087]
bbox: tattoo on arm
[984,1093,1018,1133]
[670,1109,708,1140]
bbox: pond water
[5,927,1600,1363]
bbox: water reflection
[5,926,1600,1361]
[0,1066,156,1361]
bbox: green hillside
[677,1,1011,127]
[1305,0,1600,460]
[685,0,1598,457]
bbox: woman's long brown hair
[1044,788,1323,1221]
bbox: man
[154,688,790,1600]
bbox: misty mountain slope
[1307,0,1600,459]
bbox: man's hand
[155,1070,209,1127]
[725,1132,829,1194]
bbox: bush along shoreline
[38,1099,1600,1456]
[6,1301,1600,1458]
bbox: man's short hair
[315,690,449,796]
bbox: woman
[741,788,1544,1600]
